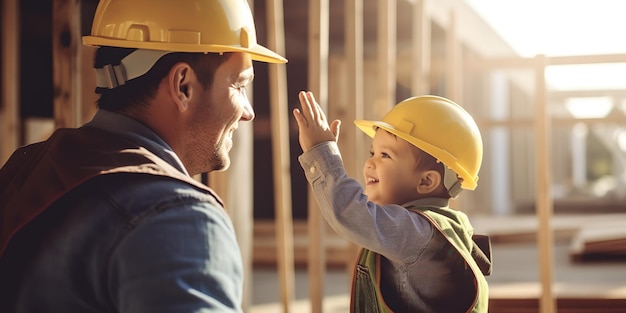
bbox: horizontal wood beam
[476,115,626,129]
[466,54,626,71]
[550,89,626,100]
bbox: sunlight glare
[564,97,613,119]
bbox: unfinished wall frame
[467,52,626,313]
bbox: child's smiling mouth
[366,176,379,184]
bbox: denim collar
[84,110,189,176]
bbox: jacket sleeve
[108,201,243,313]
[298,141,434,264]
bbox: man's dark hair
[93,47,232,113]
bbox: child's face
[363,130,423,205]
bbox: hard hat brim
[354,119,478,190]
[82,36,287,64]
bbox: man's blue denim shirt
[4,110,244,312]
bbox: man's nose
[241,101,255,121]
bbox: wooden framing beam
[445,8,461,102]
[1,0,19,164]
[81,45,98,122]
[534,54,557,313]
[307,0,329,312]
[376,0,396,117]
[477,115,626,129]
[466,53,626,71]
[548,54,626,66]
[52,0,82,128]
[266,0,295,312]
[343,0,364,288]
[550,89,626,100]
[411,0,431,95]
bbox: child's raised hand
[293,91,341,152]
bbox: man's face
[186,52,255,174]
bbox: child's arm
[297,142,434,263]
[292,91,341,152]
[293,91,434,263]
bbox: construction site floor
[250,214,626,313]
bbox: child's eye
[369,151,391,159]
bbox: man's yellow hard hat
[355,95,483,190]
[82,0,287,64]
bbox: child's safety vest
[350,205,491,313]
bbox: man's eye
[381,152,390,159]
[368,151,374,157]
[233,84,247,92]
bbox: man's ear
[416,170,442,194]
[168,63,193,112]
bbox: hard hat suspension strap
[95,49,173,89]
[443,166,463,199]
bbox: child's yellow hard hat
[82,0,287,64]
[355,95,483,190]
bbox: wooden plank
[490,298,626,313]
[466,53,626,71]
[376,0,396,117]
[465,56,536,71]
[1,0,20,165]
[550,89,626,100]
[81,46,98,123]
[307,0,329,312]
[569,220,626,261]
[476,115,626,129]
[265,0,294,312]
[411,0,431,95]
[548,54,626,66]
[446,9,461,102]
[52,0,82,128]
[534,54,557,313]
[80,0,98,123]
[343,0,364,288]
[490,282,626,313]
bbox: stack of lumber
[489,282,626,313]
[569,218,626,262]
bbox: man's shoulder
[91,173,221,206]
[75,173,227,224]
